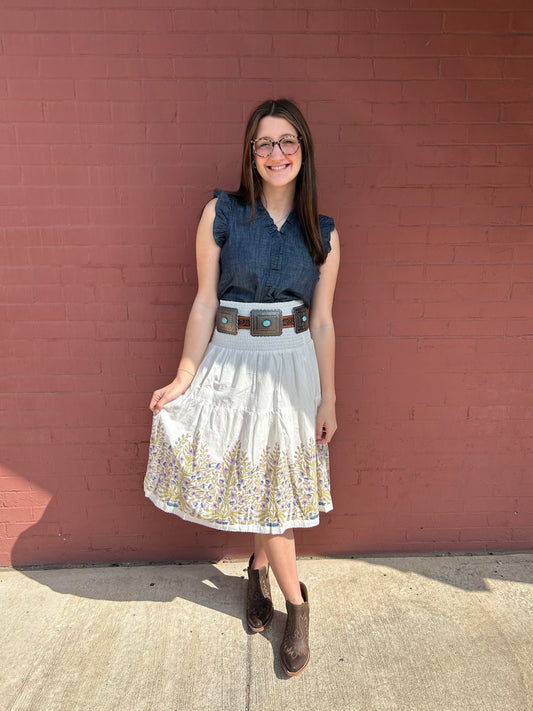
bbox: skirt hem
[145,489,333,535]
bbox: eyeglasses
[251,135,301,158]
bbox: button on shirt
[213,190,334,308]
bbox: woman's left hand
[316,400,337,444]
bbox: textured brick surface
[1,0,532,565]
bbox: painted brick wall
[1,0,532,566]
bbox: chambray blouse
[212,190,334,308]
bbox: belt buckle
[216,306,238,334]
[292,305,309,333]
[250,309,282,336]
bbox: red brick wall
[1,1,532,566]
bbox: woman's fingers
[149,386,173,413]
[316,417,337,444]
[149,389,165,413]
[316,420,329,444]
[149,381,189,414]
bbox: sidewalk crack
[245,631,252,711]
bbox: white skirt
[144,299,333,534]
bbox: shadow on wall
[3,457,142,568]
[9,496,103,569]
[7,491,250,572]
[4,457,247,570]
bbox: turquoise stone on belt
[263,319,271,327]
[221,317,228,324]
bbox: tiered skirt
[144,300,332,534]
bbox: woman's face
[252,116,302,191]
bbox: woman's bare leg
[252,534,269,570]
[254,530,304,604]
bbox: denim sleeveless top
[213,190,334,308]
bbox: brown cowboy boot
[246,554,274,633]
[280,582,310,677]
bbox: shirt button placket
[267,230,283,298]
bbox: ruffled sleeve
[212,190,232,248]
[319,214,335,255]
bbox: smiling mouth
[267,164,290,171]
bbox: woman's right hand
[149,372,195,414]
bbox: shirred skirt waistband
[212,299,311,351]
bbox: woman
[144,98,340,677]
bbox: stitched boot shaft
[280,583,310,677]
[246,554,274,633]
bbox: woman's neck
[260,183,296,216]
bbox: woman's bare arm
[150,198,221,414]
[309,228,340,443]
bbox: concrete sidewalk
[1,553,532,711]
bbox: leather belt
[237,314,296,329]
[216,305,309,336]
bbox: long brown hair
[227,99,327,265]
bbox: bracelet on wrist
[177,368,195,378]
